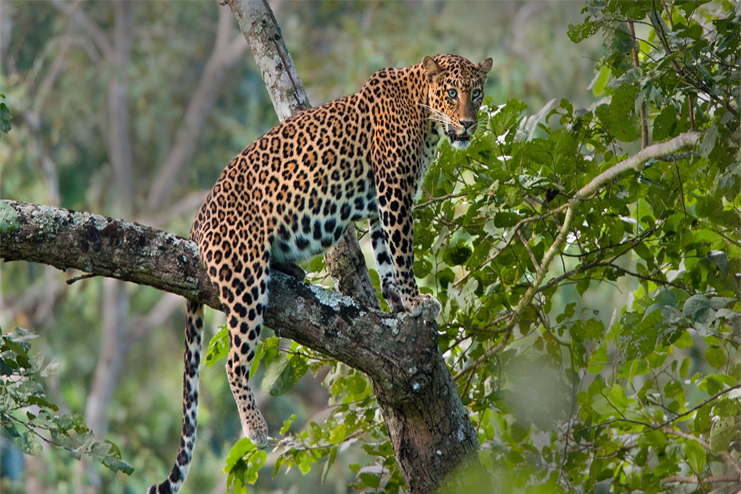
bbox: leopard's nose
[460,119,476,128]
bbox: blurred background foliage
[1,1,739,493]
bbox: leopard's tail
[147,300,204,494]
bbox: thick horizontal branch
[0,200,432,397]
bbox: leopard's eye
[447,89,458,99]
[472,88,481,99]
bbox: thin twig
[66,273,97,285]
[414,193,467,210]
[518,230,541,271]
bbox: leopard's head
[422,54,493,150]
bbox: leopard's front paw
[405,294,441,319]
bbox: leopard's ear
[423,56,444,83]
[478,57,493,76]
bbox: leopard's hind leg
[200,205,270,446]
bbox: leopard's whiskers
[417,102,463,130]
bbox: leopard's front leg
[370,216,406,313]
[371,151,441,319]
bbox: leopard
[148,53,492,493]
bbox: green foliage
[0,327,132,475]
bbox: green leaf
[596,85,641,143]
[683,295,711,321]
[17,431,42,455]
[607,383,629,411]
[359,472,381,488]
[652,105,677,141]
[705,346,727,369]
[205,327,229,368]
[102,456,134,475]
[26,395,59,411]
[710,417,736,453]
[576,278,590,296]
[244,450,267,484]
[224,438,256,473]
[0,202,19,233]
[684,439,706,473]
[494,211,519,228]
[568,19,600,43]
[261,354,291,395]
[3,423,20,438]
[587,345,609,374]
[442,244,472,266]
[700,125,718,158]
[589,66,611,97]
[0,101,11,136]
[0,358,13,376]
[707,250,729,275]
[436,267,455,289]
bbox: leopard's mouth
[447,131,471,149]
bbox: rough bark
[225,0,310,118]
[0,198,482,492]
[324,228,381,310]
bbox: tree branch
[661,474,741,484]
[0,200,426,386]
[576,132,700,200]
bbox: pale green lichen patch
[307,283,358,311]
[0,201,19,233]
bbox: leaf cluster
[0,327,132,475]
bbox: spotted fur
[149,54,492,493]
